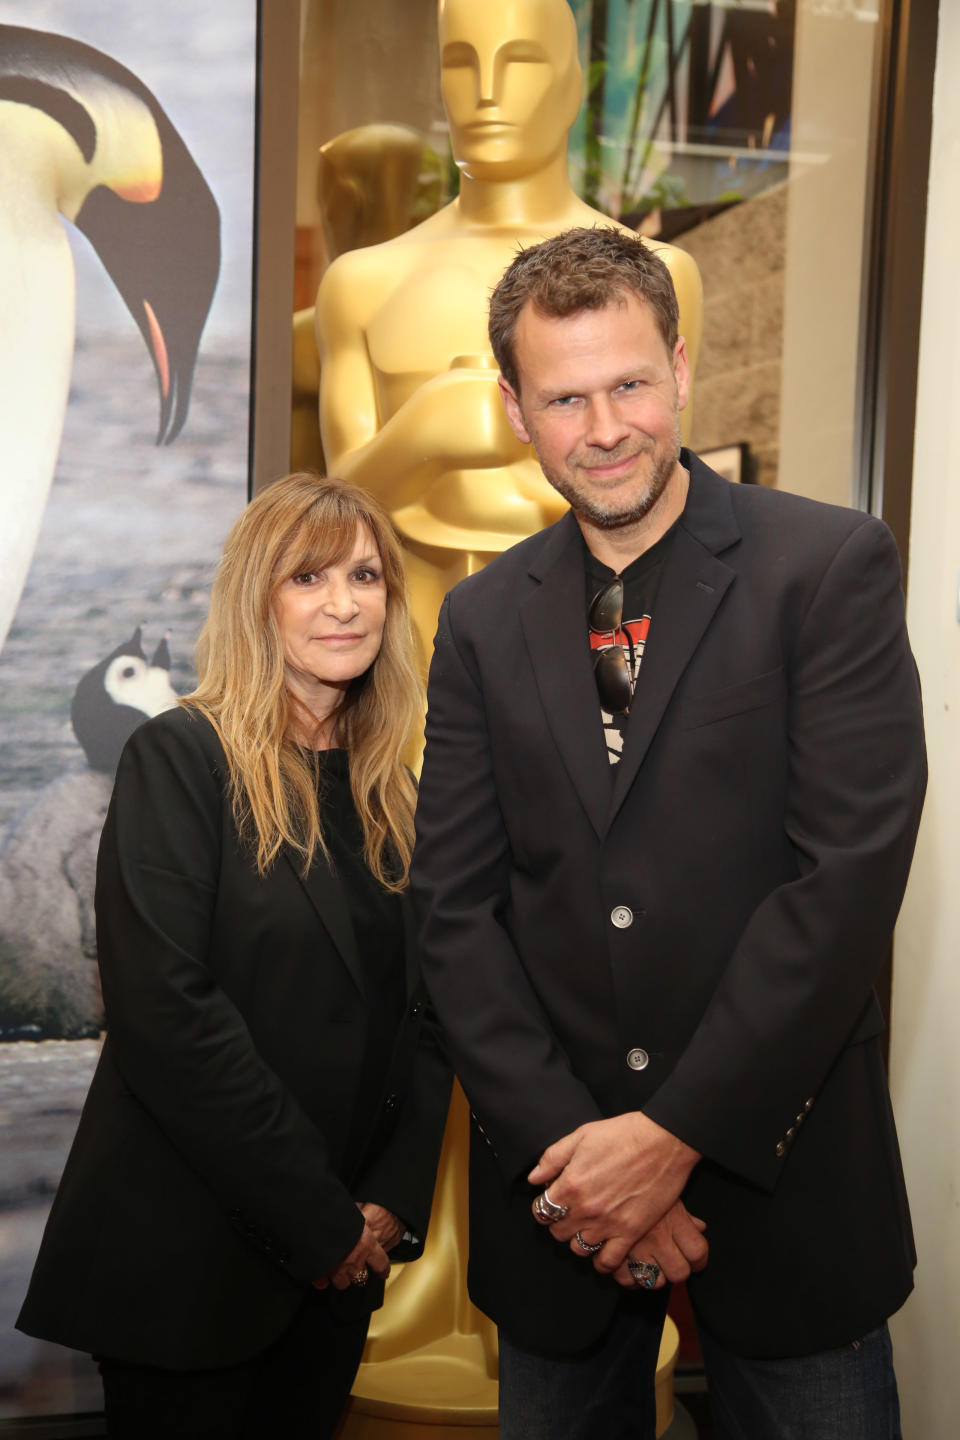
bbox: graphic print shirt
[584,526,676,765]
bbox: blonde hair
[185,473,421,890]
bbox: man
[411,227,925,1439]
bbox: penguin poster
[0,0,256,1419]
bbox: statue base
[339,1315,680,1437]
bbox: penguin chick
[71,626,178,775]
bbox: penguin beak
[143,301,170,403]
[74,110,220,446]
[142,300,181,446]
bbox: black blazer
[412,453,926,1359]
[18,707,450,1369]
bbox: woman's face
[273,523,387,717]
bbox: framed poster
[701,443,751,486]
[0,0,259,1423]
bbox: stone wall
[679,183,787,489]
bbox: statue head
[317,124,425,258]
[438,0,582,182]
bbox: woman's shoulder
[102,706,234,865]
[120,703,227,779]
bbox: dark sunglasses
[588,577,634,716]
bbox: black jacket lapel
[520,514,612,839]
[285,850,366,997]
[609,457,741,824]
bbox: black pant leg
[243,1290,370,1439]
[98,1292,370,1440]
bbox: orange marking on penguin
[113,177,162,203]
[143,300,169,398]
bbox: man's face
[439,0,581,181]
[498,293,689,530]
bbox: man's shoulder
[688,450,887,554]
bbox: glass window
[297,0,885,506]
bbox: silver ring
[350,1268,369,1287]
[627,1259,660,1289]
[574,1230,604,1255]
[533,1188,569,1223]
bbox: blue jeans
[498,1290,669,1440]
[498,1298,901,1440]
[698,1320,903,1440]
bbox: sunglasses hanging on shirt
[588,577,635,716]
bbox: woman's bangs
[277,499,371,582]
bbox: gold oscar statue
[316,123,430,263]
[317,0,702,673]
[292,124,431,474]
[320,3,701,1433]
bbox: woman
[18,475,451,1438]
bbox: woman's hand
[312,1218,391,1291]
[358,1201,404,1252]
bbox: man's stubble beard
[531,416,682,532]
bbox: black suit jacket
[411,453,925,1359]
[18,707,450,1369]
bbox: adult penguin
[0,23,221,651]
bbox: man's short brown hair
[488,226,679,394]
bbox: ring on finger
[351,1268,369,1287]
[533,1188,569,1224]
[627,1259,661,1289]
[573,1230,604,1255]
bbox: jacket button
[775,1141,787,1158]
[611,906,633,929]
[626,1048,649,1071]
[384,1093,399,1112]
[411,1002,423,1017]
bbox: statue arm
[315,258,396,494]
[316,258,527,509]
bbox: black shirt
[314,749,406,1175]
[584,525,677,765]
